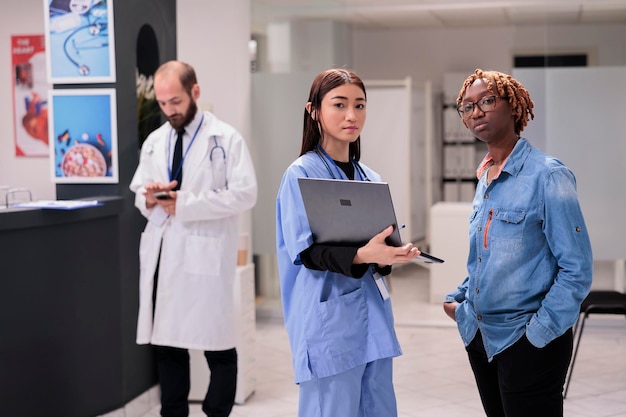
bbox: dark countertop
[0,195,124,232]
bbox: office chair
[563,290,626,399]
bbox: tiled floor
[142,263,626,417]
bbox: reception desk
[0,197,156,416]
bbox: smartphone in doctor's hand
[152,191,173,200]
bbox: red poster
[12,34,51,157]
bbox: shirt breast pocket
[491,209,526,252]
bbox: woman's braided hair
[456,69,535,136]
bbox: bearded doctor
[130,60,257,417]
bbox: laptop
[297,177,444,263]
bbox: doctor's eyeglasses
[456,95,503,119]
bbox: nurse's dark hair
[456,69,535,136]
[300,68,366,160]
[155,60,198,97]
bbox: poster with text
[43,0,116,84]
[12,34,51,157]
[48,88,118,183]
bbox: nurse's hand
[353,225,420,267]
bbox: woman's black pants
[466,328,573,417]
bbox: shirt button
[478,257,482,262]
[484,194,489,199]
[477,315,483,321]
[475,288,480,293]
[576,226,581,232]
[477,226,482,231]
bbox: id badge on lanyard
[373,271,390,300]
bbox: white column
[177,0,253,236]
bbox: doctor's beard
[167,99,198,131]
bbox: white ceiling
[252,0,626,30]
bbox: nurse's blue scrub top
[276,150,402,384]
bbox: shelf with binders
[441,102,487,202]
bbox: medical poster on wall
[12,34,51,157]
[48,88,118,183]
[43,0,116,84]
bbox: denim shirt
[445,139,592,361]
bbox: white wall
[177,0,253,238]
[514,67,626,262]
[177,0,250,141]
[0,0,54,201]
[352,23,626,90]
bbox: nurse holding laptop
[275,68,421,417]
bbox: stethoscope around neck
[167,114,229,191]
[209,136,228,191]
[210,136,226,161]
[315,145,370,181]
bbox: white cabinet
[429,202,473,304]
[189,264,256,404]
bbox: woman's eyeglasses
[456,95,503,119]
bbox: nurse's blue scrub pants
[298,358,397,417]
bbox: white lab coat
[129,110,257,351]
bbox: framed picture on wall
[48,88,118,183]
[11,34,52,157]
[43,0,116,84]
